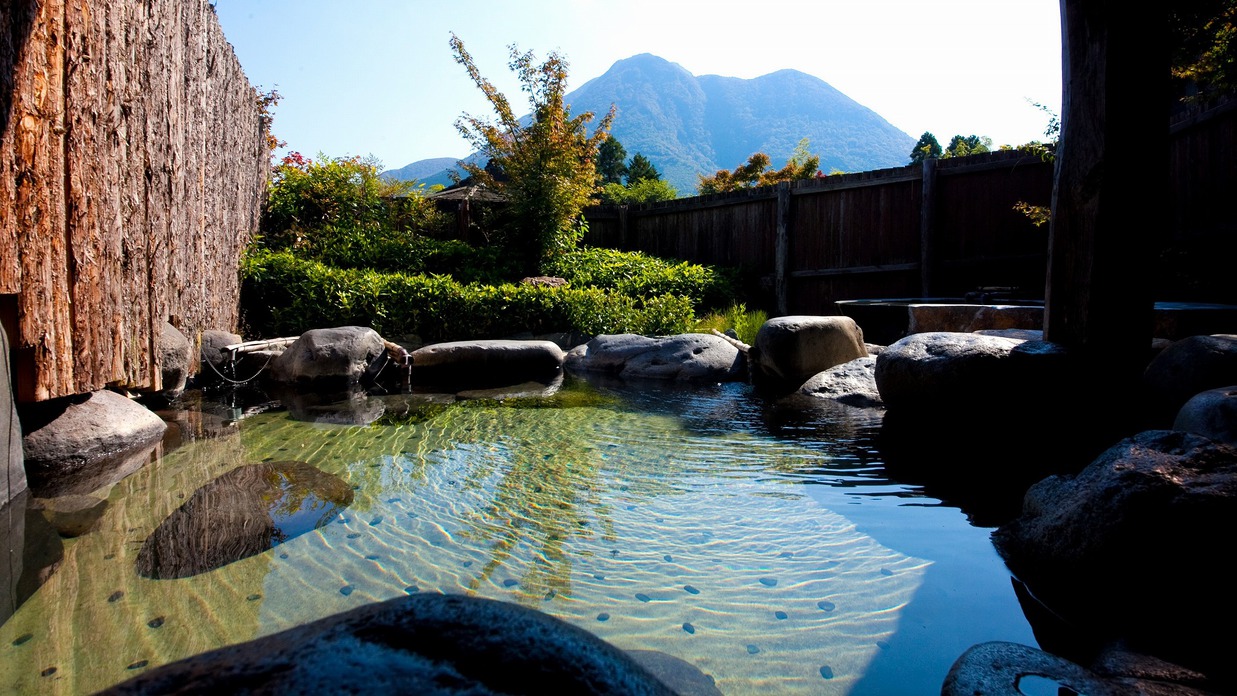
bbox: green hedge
[240,250,695,342]
[543,247,736,310]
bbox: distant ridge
[384,54,915,194]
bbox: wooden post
[774,182,791,315]
[1045,0,1162,380]
[919,158,938,297]
[618,204,630,250]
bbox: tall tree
[597,136,628,185]
[625,154,661,183]
[909,131,942,163]
[943,134,993,158]
[450,34,614,273]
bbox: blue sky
[214,0,1062,171]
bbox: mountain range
[385,54,916,194]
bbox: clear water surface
[0,376,1037,695]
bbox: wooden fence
[584,149,1056,315]
[1,0,269,403]
[585,99,1237,315]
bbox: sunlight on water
[0,382,1027,695]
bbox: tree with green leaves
[600,177,678,204]
[909,132,943,163]
[625,154,661,183]
[597,136,628,185]
[697,138,821,195]
[943,134,993,158]
[450,34,615,273]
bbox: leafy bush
[543,247,735,311]
[259,152,450,258]
[240,250,693,341]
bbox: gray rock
[99,593,677,695]
[1143,334,1237,425]
[873,332,1022,410]
[565,333,744,382]
[136,460,354,579]
[797,356,883,408]
[942,641,1133,696]
[751,316,868,388]
[156,321,191,400]
[992,430,1237,675]
[2,322,25,507]
[269,326,388,386]
[21,390,167,496]
[198,329,244,385]
[1173,386,1237,446]
[412,339,565,387]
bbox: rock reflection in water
[135,460,354,579]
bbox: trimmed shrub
[240,251,694,342]
[543,247,735,310]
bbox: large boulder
[1173,386,1237,446]
[796,356,883,408]
[411,339,565,388]
[269,326,388,387]
[20,390,167,496]
[873,332,1023,410]
[136,460,354,579]
[992,430,1237,675]
[750,315,867,390]
[1142,334,1237,426]
[566,333,744,382]
[100,593,677,695]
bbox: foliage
[597,136,628,185]
[690,303,768,346]
[259,152,448,257]
[542,247,735,310]
[1012,102,1061,227]
[450,34,615,274]
[599,178,679,204]
[942,134,993,158]
[625,154,661,183]
[697,138,821,194]
[256,87,285,153]
[239,250,694,341]
[1171,0,1237,106]
[909,131,942,164]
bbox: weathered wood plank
[2,0,267,401]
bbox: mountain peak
[385,54,914,193]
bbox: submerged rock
[136,461,353,579]
[100,593,676,695]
